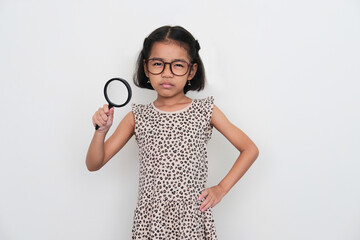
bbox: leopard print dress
[131,96,218,240]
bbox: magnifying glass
[95,78,132,130]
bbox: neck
[154,93,191,107]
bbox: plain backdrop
[1,0,359,239]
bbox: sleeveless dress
[131,96,218,240]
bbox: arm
[86,108,135,171]
[199,104,259,211]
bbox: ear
[187,63,198,80]
[143,60,149,78]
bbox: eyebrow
[149,57,188,62]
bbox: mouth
[160,82,173,89]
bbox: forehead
[149,41,191,61]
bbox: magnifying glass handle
[95,103,114,131]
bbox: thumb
[110,107,115,115]
[108,107,114,123]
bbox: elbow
[87,166,99,172]
[254,147,259,159]
[86,160,102,172]
[241,145,259,160]
[86,153,105,171]
[252,145,260,160]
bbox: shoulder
[193,96,214,111]
[192,96,214,123]
[118,110,135,129]
[195,96,214,105]
[131,102,151,115]
[210,103,231,129]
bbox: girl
[86,25,259,239]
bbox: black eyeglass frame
[146,58,194,76]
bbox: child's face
[144,41,198,98]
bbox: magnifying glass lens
[106,80,129,106]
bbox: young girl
[86,25,259,239]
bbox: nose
[162,63,173,77]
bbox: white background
[1,0,359,239]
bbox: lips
[161,82,173,89]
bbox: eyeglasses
[146,58,192,76]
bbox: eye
[172,61,186,68]
[150,60,163,67]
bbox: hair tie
[195,40,201,51]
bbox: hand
[92,104,114,132]
[198,185,226,212]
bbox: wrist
[217,182,229,195]
[94,129,108,138]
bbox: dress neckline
[151,100,194,114]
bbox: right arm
[86,105,135,171]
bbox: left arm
[199,104,259,212]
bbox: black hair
[133,25,205,94]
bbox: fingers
[103,104,109,113]
[199,189,212,212]
[95,108,108,125]
[200,200,213,212]
[92,104,114,130]
[198,189,208,201]
[199,193,213,212]
[198,186,224,212]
